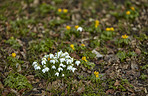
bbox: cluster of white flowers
[32,51,81,77]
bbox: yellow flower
[58,8,62,12]
[96,74,99,78]
[126,11,130,15]
[122,34,128,39]
[106,28,110,31]
[70,44,75,50]
[63,9,68,13]
[12,53,16,57]
[82,56,87,62]
[94,71,99,75]
[130,7,135,11]
[81,44,85,47]
[95,20,99,28]
[95,24,98,28]
[95,20,99,25]
[75,25,79,29]
[48,58,50,61]
[66,26,71,30]
[110,27,114,31]
[94,71,99,78]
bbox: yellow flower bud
[122,34,128,39]
[110,27,114,31]
[126,11,130,15]
[58,8,62,12]
[81,44,85,47]
[12,53,16,57]
[130,7,135,11]
[82,56,87,62]
[75,25,79,29]
[70,44,75,50]
[106,28,110,31]
[66,26,71,30]
[63,9,68,13]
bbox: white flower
[34,64,38,69]
[59,63,66,68]
[59,63,64,67]
[57,50,62,58]
[55,59,59,63]
[58,67,63,72]
[53,57,58,60]
[77,27,83,32]
[43,65,46,68]
[75,61,80,66]
[32,61,38,66]
[61,52,69,57]
[60,58,65,63]
[66,59,72,64]
[44,67,49,71]
[64,52,69,56]
[62,74,64,77]
[61,53,66,57]
[50,60,56,64]
[44,54,49,58]
[42,67,49,73]
[65,55,71,59]
[52,65,56,69]
[49,54,54,59]
[55,72,59,76]
[71,68,77,73]
[42,57,47,61]
[71,58,74,62]
[35,66,41,70]
[67,66,73,70]
[41,60,46,65]
[42,69,45,73]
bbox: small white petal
[71,58,74,62]
[55,72,59,76]
[58,67,63,72]
[75,61,80,66]
[52,65,56,69]
[42,57,47,61]
[49,54,54,59]
[77,27,83,32]
[41,60,46,65]
[60,58,65,63]
[32,61,38,66]
[35,66,41,70]
[66,59,72,64]
[71,68,77,73]
[44,54,49,58]
[67,66,73,70]
[62,74,64,77]
[50,60,56,64]
[65,55,71,59]
[64,52,69,56]
[57,51,62,58]
[44,67,49,71]
[42,69,46,73]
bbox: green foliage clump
[116,51,137,62]
[5,37,21,49]
[4,73,32,90]
[28,38,53,53]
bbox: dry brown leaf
[114,80,120,86]
[106,89,114,94]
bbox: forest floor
[0,0,148,96]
